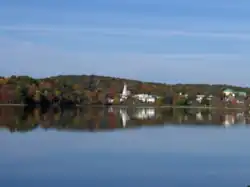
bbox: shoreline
[0,103,248,110]
[0,104,26,107]
[92,105,248,110]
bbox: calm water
[0,107,250,187]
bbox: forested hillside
[0,74,249,105]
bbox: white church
[119,83,158,103]
[120,83,131,102]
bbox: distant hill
[48,74,250,96]
[0,74,249,105]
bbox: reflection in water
[0,106,250,132]
[133,108,156,120]
[223,114,235,127]
[196,112,203,121]
[119,108,130,128]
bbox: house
[133,94,157,103]
[207,95,213,100]
[236,91,247,97]
[196,94,205,103]
[179,92,188,98]
[222,89,247,104]
[105,97,114,104]
[223,89,235,97]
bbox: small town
[2,1,250,186]
[0,75,250,109]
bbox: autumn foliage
[0,74,249,106]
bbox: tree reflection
[0,106,250,133]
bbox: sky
[1,0,250,86]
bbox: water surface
[0,107,250,187]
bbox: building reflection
[0,106,250,133]
[132,108,156,120]
[119,108,130,128]
[223,114,235,127]
[196,112,204,121]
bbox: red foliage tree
[0,85,16,103]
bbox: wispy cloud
[0,36,245,59]
[0,36,249,86]
[1,25,250,40]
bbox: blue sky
[1,0,250,85]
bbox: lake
[0,106,250,187]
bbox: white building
[196,94,213,103]
[196,94,205,103]
[179,92,189,98]
[106,98,114,104]
[223,89,235,97]
[120,83,130,102]
[133,94,157,103]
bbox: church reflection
[119,108,130,128]
[0,106,250,133]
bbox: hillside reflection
[1,107,250,133]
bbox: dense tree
[0,74,249,108]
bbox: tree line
[0,75,249,106]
